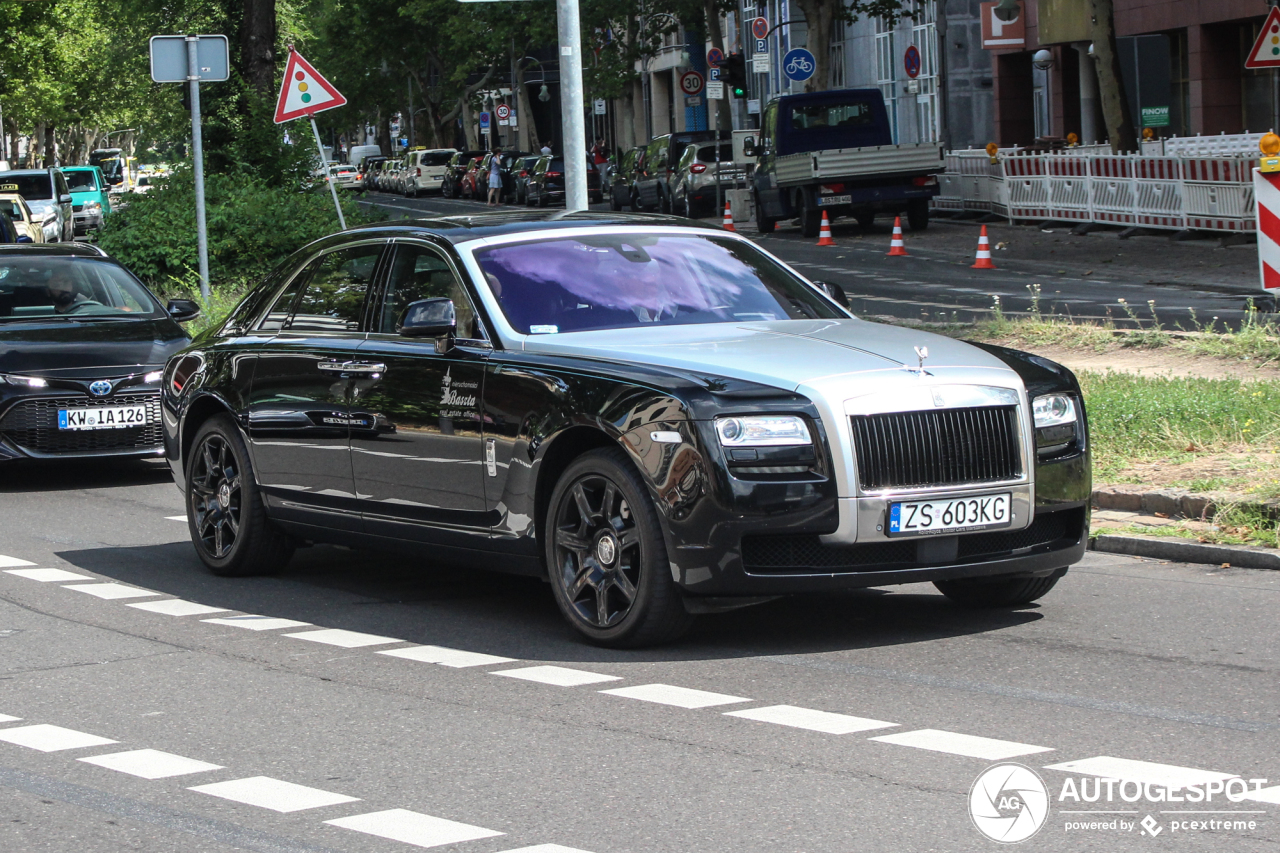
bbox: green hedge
[98,167,380,292]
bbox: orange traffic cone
[722,201,735,231]
[886,216,908,256]
[971,225,997,269]
[816,211,835,246]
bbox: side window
[257,258,319,331]
[285,243,384,333]
[379,244,485,341]
[55,172,69,196]
[763,102,778,149]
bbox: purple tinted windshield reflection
[474,234,841,334]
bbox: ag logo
[89,380,113,397]
[969,763,1049,843]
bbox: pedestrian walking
[487,149,503,206]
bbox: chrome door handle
[316,360,350,374]
[343,362,387,374]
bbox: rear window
[0,175,52,200]
[421,152,453,166]
[0,258,162,322]
[697,144,734,162]
[2,200,26,221]
[790,100,875,129]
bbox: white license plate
[58,406,150,431]
[888,493,1011,536]
[817,194,853,206]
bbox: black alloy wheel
[546,448,692,647]
[187,415,294,577]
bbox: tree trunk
[702,0,732,131]
[461,98,478,150]
[793,0,834,92]
[44,125,57,167]
[240,0,278,98]
[1090,0,1136,152]
[515,61,540,151]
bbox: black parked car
[440,150,487,198]
[508,155,541,205]
[0,243,199,462]
[633,131,717,212]
[162,213,1090,647]
[524,156,602,207]
[609,146,645,211]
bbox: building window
[830,16,846,89]
[1242,23,1273,133]
[911,0,939,141]
[1167,29,1190,138]
[876,18,898,142]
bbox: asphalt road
[357,192,1260,330]
[2,457,1279,852]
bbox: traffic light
[721,53,747,98]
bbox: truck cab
[747,89,943,237]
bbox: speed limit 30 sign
[680,70,704,96]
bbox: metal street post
[310,117,347,230]
[186,36,211,299]
[556,0,588,210]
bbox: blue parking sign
[479,111,491,130]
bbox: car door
[243,240,389,532]
[349,240,493,547]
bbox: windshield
[790,100,875,129]
[0,258,162,322]
[0,175,52,201]
[64,171,99,192]
[475,233,843,335]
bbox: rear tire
[545,447,694,647]
[186,415,294,577]
[934,569,1066,607]
[907,198,930,231]
[855,210,875,229]
[798,194,821,239]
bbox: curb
[1090,533,1280,571]
[1091,486,1280,521]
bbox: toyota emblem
[89,380,113,397]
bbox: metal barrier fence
[934,149,1257,233]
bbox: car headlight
[0,374,49,388]
[84,201,102,212]
[144,371,163,384]
[42,213,58,225]
[1032,394,1076,428]
[716,415,812,446]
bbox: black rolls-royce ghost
[162,213,1091,647]
[0,243,199,462]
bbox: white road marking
[1243,786,1280,804]
[0,556,35,568]
[496,846,597,853]
[377,645,516,668]
[284,628,404,648]
[128,599,229,617]
[201,615,311,631]
[189,776,359,812]
[63,583,158,600]
[724,705,897,734]
[0,724,117,752]
[601,684,751,709]
[79,749,223,779]
[1043,756,1237,789]
[5,568,93,582]
[165,515,187,522]
[493,666,622,687]
[870,729,1053,760]
[0,714,22,723]
[325,808,503,848]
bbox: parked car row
[356,148,459,196]
[0,168,78,242]
[608,131,745,218]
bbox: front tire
[934,569,1066,607]
[754,191,776,234]
[798,193,821,239]
[546,447,693,647]
[186,415,294,577]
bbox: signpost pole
[311,116,347,230]
[185,36,211,300]
[557,0,588,211]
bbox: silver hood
[520,318,1018,391]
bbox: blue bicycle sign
[783,48,815,82]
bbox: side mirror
[167,298,202,322]
[742,136,756,157]
[399,297,456,345]
[59,194,72,204]
[813,280,849,308]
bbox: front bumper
[73,212,104,234]
[0,388,164,461]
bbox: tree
[1089,0,1136,152]
[791,0,911,93]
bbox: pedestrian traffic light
[721,53,747,98]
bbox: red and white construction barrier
[1254,167,1280,290]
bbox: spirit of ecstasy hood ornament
[912,345,929,374]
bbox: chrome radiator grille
[0,393,162,455]
[851,405,1021,490]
